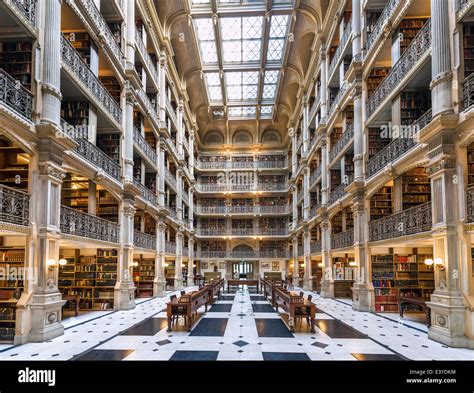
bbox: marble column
[174,231,184,290]
[159,53,167,123]
[187,238,195,286]
[188,188,194,231]
[303,228,312,290]
[176,169,183,221]
[125,0,135,67]
[124,86,136,182]
[177,99,184,159]
[289,128,297,175]
[303,166,310,220]
[292,237,299,286]
[153,219,166,297]
[292,185,298,229]
[302,95,309,154]
[430,0,453,117]
[321,140,329,206]
[320,217,334,298]
[351,190,374,311]
[426,131,471,347]
[115,199,136,310]
[189,130,195,177]
[320,50,328,119]
[158,141,166,206]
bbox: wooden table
[399,296,431,327]
[206,278,225,304]
[274,288,316,333]
[166,287,210,332]
[227,279,259,293]
[62,294,80,317]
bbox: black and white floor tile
[0,286,473,361]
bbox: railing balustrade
[0,185,30,227]
[0,68,33,120]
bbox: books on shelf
[0,40,33,90]
[402,168,430,210]
[370,186,393,221]
[97,133,120,162]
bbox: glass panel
[205,72,222,101]
[195,18,218,64]
[220,16,263,63]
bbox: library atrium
[0,0,472,363]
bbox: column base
[292,276,299,287]
[320,280,334,299]
[174,277,184,290]
[427,292,473,348]
[25,292,66,343]
[303,276,313,291]
[153,277,166,297]
[187,275,195,287]
[114,281,136,310]
[351,283,375,312]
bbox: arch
[232,244,254,253]
[232,129,253,145]
[203,130,224,145]
[261,129,282,143]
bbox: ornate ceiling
[155,0,327,148]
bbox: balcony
[368,202,432,242]
[182,191,189,206]
[5,0,37,29]
[134,230,156,251]
[161,204,177,220]
[363,0,402,58]
[366,19,431,121]
[196,250,290,259]
[466,185,474,223]
[258,227,288,236]
[310,202,321,216]
[463,73,474,111]
[182,246,189,257]
[457,0,474,21]
[164,168,177,190]
[366,109,432,179]
[310,166,321,186]
[61,35,122,126]
[196,204,291,216]
[0,68,33,121]
[133,126,158,166]
[329,175,353,205]
[135,30,159,87]
[133,179,157,205]
[136,88,158,125]
[62,120,122,180]
[328,17,352,81]
[0,185,30,227]
[329,124,354,163]
[195,159,289,170]
[165,240,176,254]
[297,189,304,204]
[76,0,125,69]
[258,182,289,192]
[166,96,177,126]
[196,228,288,237]
[328,82,348,119]
[310,240,321,254]
[60,205,120,243]
[309,95,320,121]
[331,229,354,250]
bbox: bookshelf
[368,127,391,158]
[97,190,119,222]
[400,91,431,126]
[366,67,390,97]
[366,11,382,37]
[133,257,155,298]
[402,168,430,210]
[0,40,33,90]
[332,256,354,298]
[370,186,393,221]
[59,249,117,311]
[0,137,29,190]
[61,101,89,130]
[0,247,25,342]
[372,250,434,312]
[468,143,474,185]
[397,18,429,55]
[99,76,121,103]
[63,32,92,65]
[97,133,120,162]
[463,22,474,78]
[332,212,343,234]
[61,175,89,213]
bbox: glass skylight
[194,18,218,64]
[225,71,259,101]
[266,14,289,62]
[205,72,222,101]
[220,16,263,63]
[228,106,256,117]
[262,70,279,100]
[260,106,273,116]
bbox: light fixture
[424,258,434,266]
[434,257,445,269]
[349,261,358,267]
[58,259,67,266]
[47,259,57,270]
[317,262,323,267]
[130,261,139,268]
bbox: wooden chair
[180,290,186,296]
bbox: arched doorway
[231,245,254,279]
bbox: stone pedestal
[153,276,166,297]
[303,276,313,291]
[320,279,334,298]
[174,277,184,291]
[351,282,375,312]
[27,293,66,343]
[115,280,136,310]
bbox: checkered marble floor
[0,287,472,361]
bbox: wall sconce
[164,262,169,267]
[48,259,67,271]
[349,261,358,267]
[424,258,433,267]
[317,262,323,267]
[425,258,445,270]
[130,261,139,268]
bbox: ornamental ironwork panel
[463,73,474,111]
[133,126,158,165]
[329,174,353,205]
[328,17,352,79]
[310,165,322,185]
[0,68,33,120]
[164,168,177,190]
[60,205,119,243]
[328,82,348,118]
[0,185,30,226]
[329,123,354,162]
[368,202,432,242]
[366,20,431,119]
[331,229,354,250]
[11,0,37,26]
[466,186,474,223]
[74,137,121,180]
[165,241,176,254]
[77,0,125,67]
[134,230,156,250]
[61,35,122,124]
[135,30,158,84]
[133,179,157,205]
[310,240,322,253]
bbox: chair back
[299,291,304,297]
[307,294,312,302]
[180,290,185,296]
